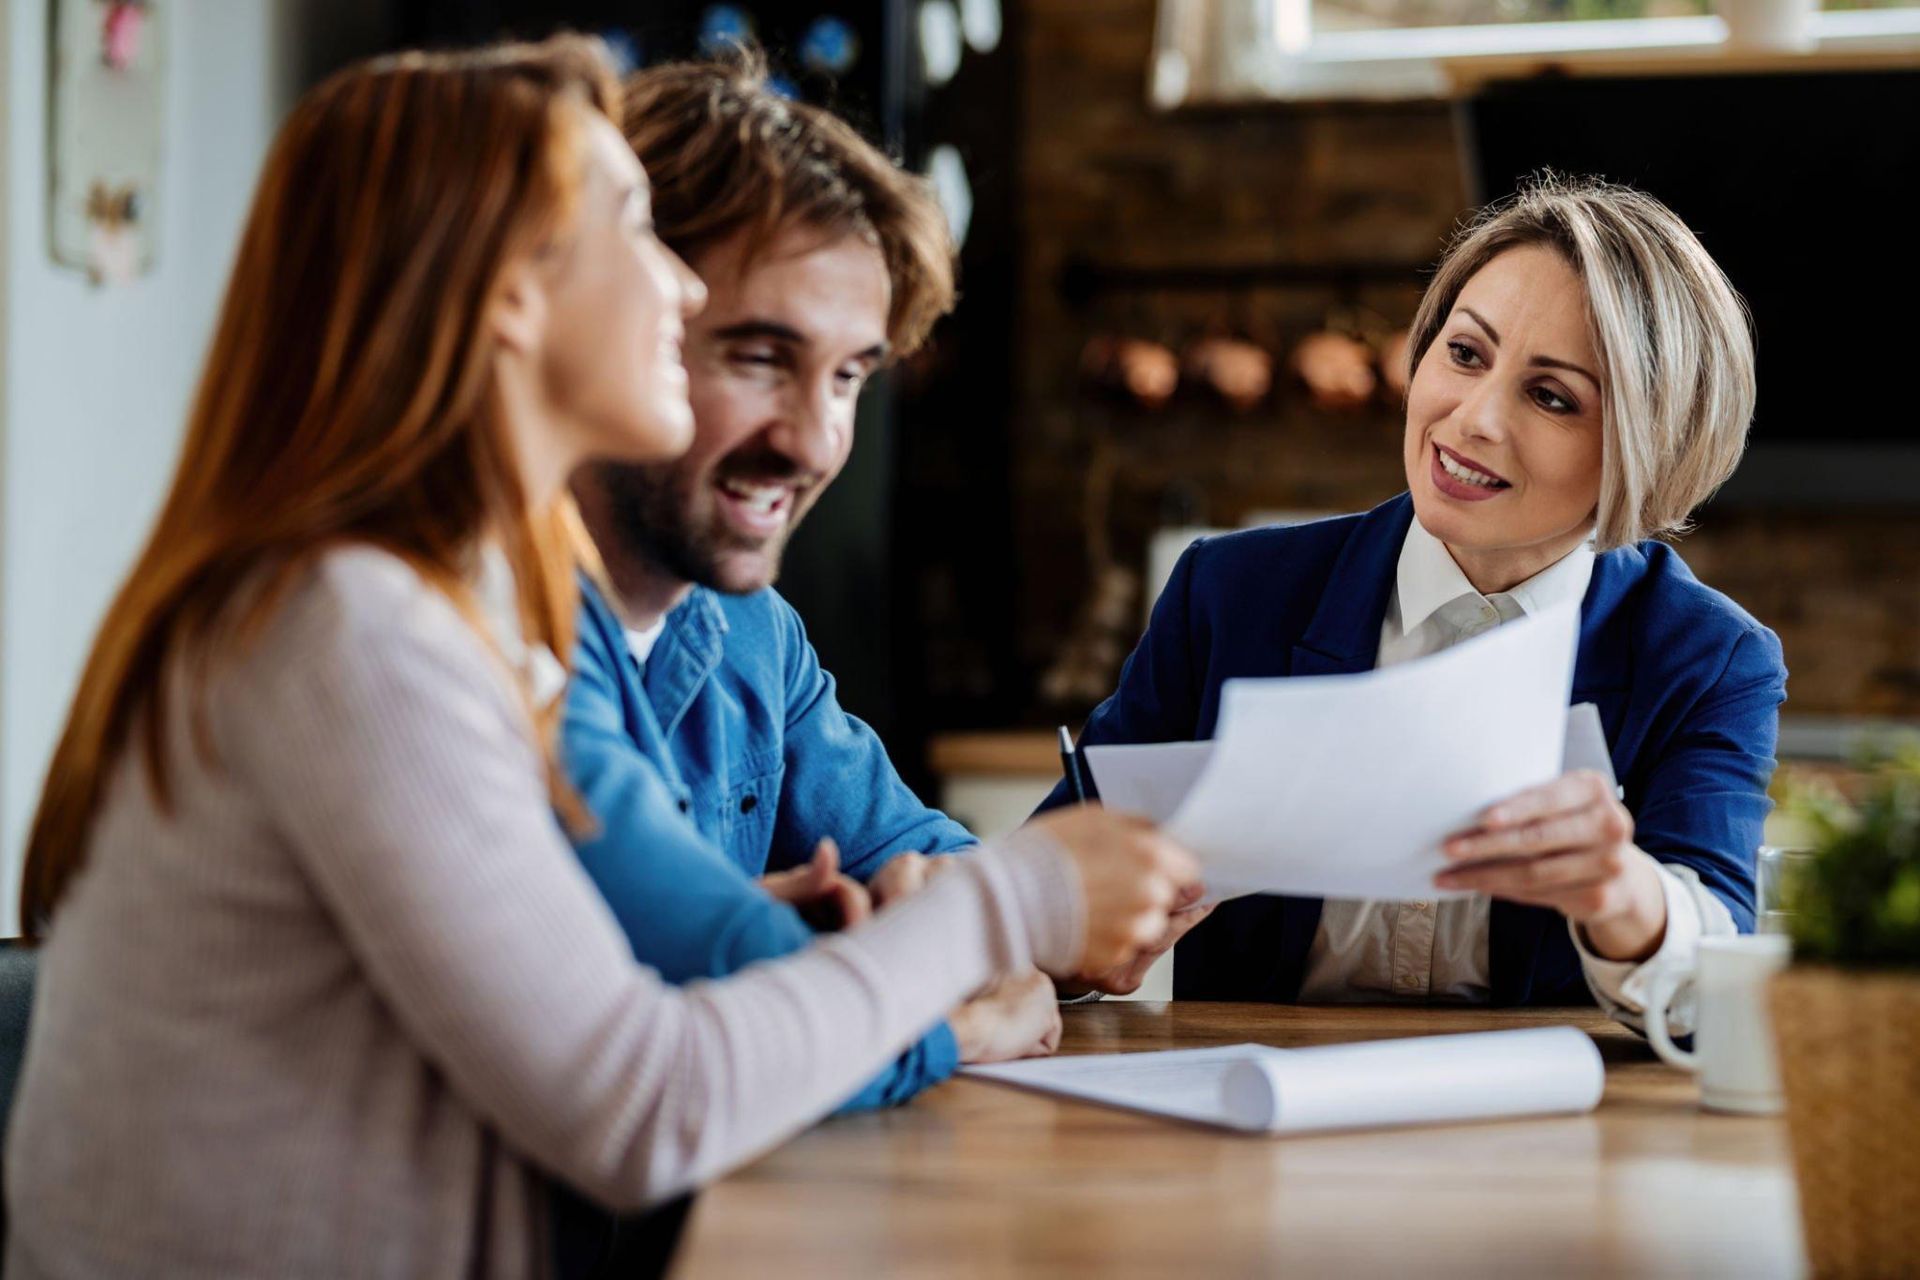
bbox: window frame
[1164,2,1920,105]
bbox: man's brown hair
[622,50,956,355]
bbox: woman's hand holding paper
[1434,769,1670,962]
[1030,808,1201,976]
[1067,883,1213,996]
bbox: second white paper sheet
[1150,599,1579,901]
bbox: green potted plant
[1769,750,1920,1278]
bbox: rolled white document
[1220,1027,1604,1134]
[964,1027,1606,1135]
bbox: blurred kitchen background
[2,1,1916,934]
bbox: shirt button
[739,794,758,815]
[676,797,691,814]
[1412,901,1430,913]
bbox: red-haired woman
[5,39,1194,1278]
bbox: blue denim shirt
[561,576,975,1111]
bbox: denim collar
[641,586,729,738]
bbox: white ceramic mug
[1644,934,1792,1115]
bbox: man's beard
[592,450,800,595]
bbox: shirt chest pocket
[714,761,785,873]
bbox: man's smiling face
[588,223,892,595]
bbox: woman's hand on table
[1435,770,1669,962]
[949,969,1063,1064]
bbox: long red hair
[19,37,619,938]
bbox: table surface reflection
[673,1002,1799,1279]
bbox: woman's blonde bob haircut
[1406,174,1756,549]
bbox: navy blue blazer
[1038,492,1787,1006]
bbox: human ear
[488,257,549,356]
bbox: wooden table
[674,1003,1802,1278]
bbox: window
[1303,1,1712,44]
[1152,0,1920,105]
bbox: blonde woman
[6,39,1194,1278]
[1048,177,1784,1034]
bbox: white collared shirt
[1297,518,1731,1031]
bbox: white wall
[0,1,290,931]
[1,0,11,917]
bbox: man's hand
[868,850,966,909]
[948,969,1063,1064]
[1059,882,1213,996]
[758,838,872,932]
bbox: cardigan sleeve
[224,553,1081,1211]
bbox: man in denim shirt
[559,56,1060,1108]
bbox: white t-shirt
[624,620,667,669]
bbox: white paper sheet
[1084,601,1581,901]
[1562,701,1617,785]
[963,1028,1604,1136]
[1087,698,1611,833]
[969,1043,1253,1126]
[1082,740,1215,824]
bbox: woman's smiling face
[1403,244,1607,590]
